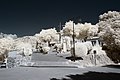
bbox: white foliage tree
[15,36,37,49]
[35,28,59,45]
[0,33,17,39]
[0,38,14,55]
[97,11,120,62]
[98,11,120,50]
[62,21,74,36]
[62,21,98,39]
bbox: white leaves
[99,11,120,21]
[0,38,14,55]
[63,20,74,36]
[98,11,120,49]
[35,28,59,42]
[88,24,98,37]
[62,21,98,39]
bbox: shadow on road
[50,71,120,80]
[102,65,120,69]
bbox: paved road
[30,52,73,67]
[1,52,120,80]
[0,66,120,80]
[31,52,68,62]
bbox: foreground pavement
[0,66,120,80]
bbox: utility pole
[72,21,76,61]
[59,22,61,43]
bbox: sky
[0,0,120,36]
